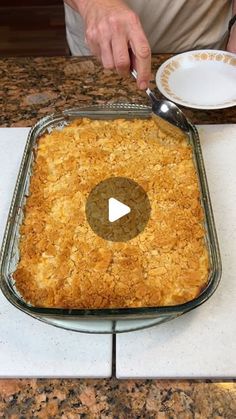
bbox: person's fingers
[129,30,151,90]
[112,36,130,75]
[96,20,115,69]
[86,21,115,69]
[101,41,115,69]
[85,26,102,60]
[85,37,101,60]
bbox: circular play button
[85,177,151,242]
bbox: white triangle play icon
[108,197,131,223]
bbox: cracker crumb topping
[14,117,209,308]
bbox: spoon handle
[130,68,138,80]
[130,69,157,106]
[145,88,158,106]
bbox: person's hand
[227,22,236,53]
[78,0,151,89]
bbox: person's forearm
[65,0,125,16]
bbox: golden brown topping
[14,117,209,308]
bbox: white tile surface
[116,125,236,379]
[0,128,112,378]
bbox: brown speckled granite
[0,379,236,418]
[0,55,235,127]
[0,55,235,417]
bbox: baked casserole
[14,116,209,308]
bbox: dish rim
[0,104,222,322]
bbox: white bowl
[156,50,236,109]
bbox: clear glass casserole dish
[0,104,221,334]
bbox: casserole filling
[14,117,209,308]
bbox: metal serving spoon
[131,69,189,133]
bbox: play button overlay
[108,198,131,222]
[85,177,151,242]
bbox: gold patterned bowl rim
[156,50,236,110]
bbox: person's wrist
[77,0,88,16]
[64,0,89,15]
[77,0,97,17]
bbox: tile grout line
[112,321,116,377]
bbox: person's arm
[64,0,151,89]
[227,0,236,52]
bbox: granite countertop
[1,55,235,127]
[0,55,235,418]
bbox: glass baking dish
[0,104,221,334]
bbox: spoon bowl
[131,69,190,133]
